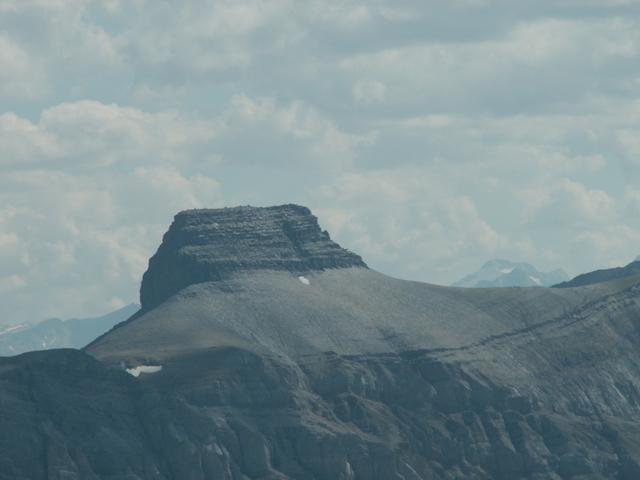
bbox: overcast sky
[2,0,640,325]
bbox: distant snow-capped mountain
[453,259,568,288]
[0,303,138,356]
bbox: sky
[1,0,640,325]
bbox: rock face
[140,205,367,310]
[5,204,640,480]
[554,259,640,288]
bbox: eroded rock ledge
[140,204,366,310]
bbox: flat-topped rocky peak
[140,204,366,310]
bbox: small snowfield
[126,365,163,377]
[298,276,310,285]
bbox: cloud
[41,101,216,168]
[0,167,222,324]
[0,275,26,294]
[0,113,62,165]
[314,168,512,281]
[1,101,215,169]
[215,94,371,169]
[524,179,617,228]
[0,34,47,98]
[338,16,640,115]
[2,96,365,172]
[0,98,228,324]
[352,79,387,105]
[0,95,362,324]
[2,1,640,324]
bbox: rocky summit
[4,205,640,480]
[140,204,366,310]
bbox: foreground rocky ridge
[3,205,640,480]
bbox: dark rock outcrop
[554,259,640,288]
[140,205,366,310]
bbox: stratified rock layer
[140,205,366,310]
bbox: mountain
[554,258,640,288]
[3,204,640,479]
[453,259,568,287]
[0,304,139,356]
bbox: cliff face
[140,205,366,310]
[5,205,640,479]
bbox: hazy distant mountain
[554,257,640,288]
[5,206,640,479]
[0,303,138,356]
[453,259,568,287]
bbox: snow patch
[403,462,421,476]
[499,267,515,274]
[41,336,57,349]
[529,276,542,285]
[345,460,354,478]
[0,324,27,336]
[298,276,310,285]
[205,442,223,455]
[126,365,163,377]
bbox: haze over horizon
[2,0,640,325]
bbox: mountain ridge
[4,205,640,479]
[554,258,640,288]
[0,303,138,356]
[453,259,568,288]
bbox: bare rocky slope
[3,205,640,480]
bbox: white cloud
[2,101,215,169]
[0,167,222,324]
[0,94,366,324]
[0,275,26,294]
[353,79,387,104]
[525,179,617,227]
[1,97,364,173]
[2,0,640,323]
[214,94,370,169]
[314,168,511,281]
[0,34,47,97]
[0,113,62,165]
[338,16,640,115]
